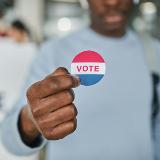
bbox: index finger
[28,74,81,99]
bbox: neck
[90,24,126,38]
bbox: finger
[37,104,77,130]
[32,89,74,117]
[28,74,80,99]
[45,67,70,78]
[44,118,77,140]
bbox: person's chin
[103,23,124,33]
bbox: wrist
[19,105,40,145]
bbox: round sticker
[71,50,106,86]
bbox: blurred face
[87,0,133,37]
[7,27,25,42]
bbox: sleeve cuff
[0,108,47,156]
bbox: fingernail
[72,75,81,85]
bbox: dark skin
[19,0,133,146]
[88,0,133,37]
[7,27,26,42]
[19,68,80,145]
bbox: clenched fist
[18,67,81,146]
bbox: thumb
[45,67,81,86]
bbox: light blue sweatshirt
[1,27,160,160]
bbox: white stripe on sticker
[71,63,106,75]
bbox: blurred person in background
[0,7,6,37]
[0,9,3,36]
[0,17,37,124]
[7,20,30,43]
[0,10,38,160]
[1,0,160,160]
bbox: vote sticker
[71,50,106,86]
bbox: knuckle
[43,129,60,140]
[66,89,75,102]
[69,120,77,132]
[54,112,64,122]
[26,90,30,99]
[32,82,42,93]
[26,87,33,99]
[30,101,42,118]
[26,82,41,99]
[43,131,53,140]
[47,77,59,90]
[69,76,76,87]
[36,118,44,128]
[57,67,69,74]
[31,107,38,117]
[37,119,48,131]
[51,131,59,140]
[34,82,42,91]
[46,136,52,140]
[67,104,77,118]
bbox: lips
[104,14,124,23]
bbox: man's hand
[18,67,81,146]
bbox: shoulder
[128,30,160,73]
[131,30,160,55]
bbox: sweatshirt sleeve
[0,107,47,156]
[0,40,55,156]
